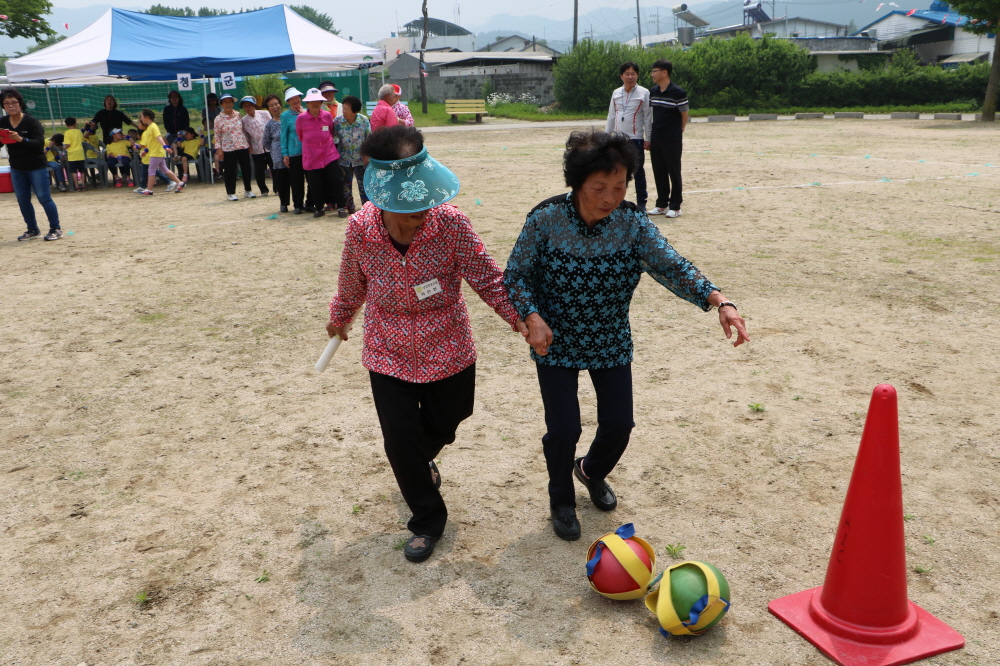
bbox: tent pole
[44,83,56,129]
[203,76,214,185]
[358,67,363,106]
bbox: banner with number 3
[220,72,237,90]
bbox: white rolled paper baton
[315,310,360,373]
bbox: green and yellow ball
[645,561,731,636]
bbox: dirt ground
[2,119,999,666]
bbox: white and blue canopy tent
[5,6,381,82]
[5,6,382,182]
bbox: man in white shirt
[605,61,652,211]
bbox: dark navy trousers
[535,362,634,507]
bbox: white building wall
[913,30,995,63]
[866,14,929,41]
[815,53,858,71]
[764,18,845,38]
[410,34,476,52]
[952,29,995,60]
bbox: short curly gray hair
[377,84,396,100]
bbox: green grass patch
[405,101,603,125]
[404,103,455,127]
[137,312,166,324]
[488,102,604,122]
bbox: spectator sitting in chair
[105,128,133,188]
[82,121,103,188]
[173,126,203,183]
[45,134,67,192]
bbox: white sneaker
[133,187,146,194]
[166,181,177,192]
[648,206,667,215]
[244,191,256,199]
[665,209,682,218]
[227,194,239,201]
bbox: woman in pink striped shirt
[295,88,345,218]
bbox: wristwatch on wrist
[717,301,737,311]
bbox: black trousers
[251,152,271,195]
[369,364,476,538]
[535,363,634,508]
[273,168,290,206]
[304,160,345,209]
[649,140,683,210]
[287,155,308,210]
[630,138,648,206]
[222,148,252,195]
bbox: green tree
[14,32,63,56]
[145,4,195,16]
[944,0,1000,120]
[144,5,232,16]
[243,73,285,101]
[289,5,338,33]
[0,0,56,41]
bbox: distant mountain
[469,1,929,48]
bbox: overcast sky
[8,0,668,44]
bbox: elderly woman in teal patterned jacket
[503,130,749,542]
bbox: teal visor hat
[363,147,461,213]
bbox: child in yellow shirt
[45,134,68,192]
[135,109,185,195]
[104,128,133,188]
[63,117,86,191]
[172,126,203,183]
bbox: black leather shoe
[293,207,303,215]
[429,460,441,490]
[403,535,436,562]
[550,504,581,541]
[313,209,325,218]
[280,205,288,213]
[574,457,617,511]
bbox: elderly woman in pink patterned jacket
[327,125,525,564]
[370,84,406,132]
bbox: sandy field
[2,119,999,666]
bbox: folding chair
[82,141,108,188]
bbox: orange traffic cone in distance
[768,384,964,666]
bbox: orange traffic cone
[768,384,964,666]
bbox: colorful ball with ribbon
[645,561,731,636]
[585,524,656,600]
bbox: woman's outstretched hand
[524,313,553,356]
[719,307,750,347]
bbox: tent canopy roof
[6,6,382,83]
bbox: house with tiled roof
[854,0,995,66]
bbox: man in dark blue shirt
[648,59,688,218]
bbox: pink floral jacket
[329,202,519,383]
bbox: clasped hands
[517,313,552,356]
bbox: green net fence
[17,69,370,129]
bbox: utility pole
[419,0,429,114]
[636,0,642,46]
[573,0,578,47]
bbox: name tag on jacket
[414,278,442,301]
